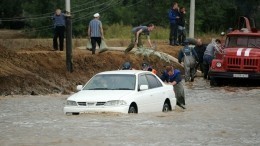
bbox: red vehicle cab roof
[227,29,260,37]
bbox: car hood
[67,90,135,102]
[224,48,260,57]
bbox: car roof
[97,70,151,75]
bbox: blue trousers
[203,54,213,79]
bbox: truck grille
[225,57,259,71]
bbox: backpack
[182,46,193,56]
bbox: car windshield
[82,74,136,90]
[225,36,260,48]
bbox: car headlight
[66,100,77,106]
[104,100,127,106]
[216,62,222,68]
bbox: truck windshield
[225,36,260,48]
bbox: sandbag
[99,39,109,53]
[86,39,92,50]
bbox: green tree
[0,0,259,36]
[0,0,23,29]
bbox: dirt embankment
[0,39,183,95]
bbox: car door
[145,74,165,112]
[135,73,152,113]
[136,73,164,113]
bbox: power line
[0,0,96,21]
[73,0,118,22]
[71,0,96,9]
[0,15,53,22]
[24,1,117,33]
[0,0,111,22]
[123,0,144,8]
[20,0,143,33]
[72,0,114,14]
[24,27,53,33]
[30,24,54,30]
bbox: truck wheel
[210,77,223,86]
[210,78,218,86]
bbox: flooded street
[0,78,259,146]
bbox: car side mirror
[139,85,148,91]
[76,85,83,91]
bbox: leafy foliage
[0,0,259,37]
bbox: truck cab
[209,17,260,86]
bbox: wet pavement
[0,78,259,146]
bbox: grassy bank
[0,25,223,50]
[104,24,222,42]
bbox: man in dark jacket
[160,66,186,109]
[168,2,180,46]
[194,39,207,73]
[177,7,186,45]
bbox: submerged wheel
[162,102,170,112]
[128,105,137,114]
[65,112,79,116]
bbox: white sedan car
[64,70,176,115]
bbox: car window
[226,36,260,48]
[237,37,248,47]
[138,74,149,90]
[248,37,260,48]
[146,74,162,89]
[226,37,237,47]
[112,75,136,90]
[84,75,110,89]
[83,74,136,90]
[256,38,260,48]
[248,37,255,48]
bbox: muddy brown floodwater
[0,78,259,146]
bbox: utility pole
[65,0,73,72]
[189,0,195,38]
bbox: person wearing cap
[88,13,104,54]
[52,8,66,51]
[185,37,198,46]
[141,62,157,75]
[124,23,155,53]
[121,62,132,70]
[178,39,199,82]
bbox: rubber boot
[125,43,135,54]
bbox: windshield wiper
[250,43,260,49]
[113,88,133,90]
[88,88,109,90]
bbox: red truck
[209,17,260,86]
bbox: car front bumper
[63,105,130,114]
[209,71,260,79]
